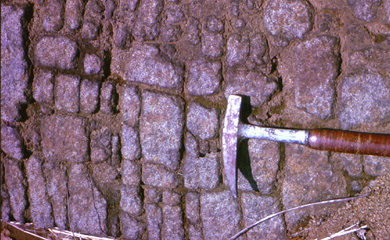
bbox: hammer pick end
[222,95,242,198]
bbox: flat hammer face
[222,95,242,198]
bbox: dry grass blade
[229,193,370,240]
[318,222,368,240]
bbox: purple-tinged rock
[202,32,224,58]
[282,144,347,230]
[187,59,221,96]
[121,125,141,161]
[338,72,389,129]
[26,155,54,228]
[185,17,201,45]
[142,163,180,188]
[112,44,183,89]
[241,193,286,239]
[117,84,140,127]
[43,162,68,229]
[162,190,181,205]
[3,157,26,222]
[65,0,84,30]
[84,54,102,75]
[185,192,200,224]
[1,125,24,160]
[55,74,80,113]
[225,70,278,107]
[144,186,162,204]
[33,69,54,105]
[145,204,162,239]
[91,128,112,163]
[331,153,363,177]
[201,190,241,239]
[35,37,78,70]
[226,34,250,67]
[68,164,107,236]
[187,102,219,140]
[162,205,184,239]
[120,213,145,239]
[347,0,381,22]
[132,0,163,41]
[140,91,184,170]
[279,36,340,120]
[165,7,184,24]
[100,81,116,114]
[81,21,100,40]
[160,25,182,42]
[238,140,280,195]
[205,15,224,33]
[122,160,141,186]
[264,0,313,46]
[184,153,220,190]
[1,4,28,123]
[364,155,390,176]
[41,114,88,163]
[120,185,142,216]
[80,79,99,114]
[39,0,64,32]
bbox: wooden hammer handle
[308,129,390,157]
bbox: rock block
[187,102,219,140]
[68,164,107,236]
[35,36,78,70]
[282,144,347,230]
[187,59,221,96]
[241,193,286,239]
[1,4,28,122]
[26,155,54,228]
[225,70,277,107]
[140,91,184,170]
[264,0,313,46]
[200,190,241,239]
[41,114,88,163]
[280,36,340,120]
[112,44,183,89]
[338,72,389,129]
[55,74,80,113]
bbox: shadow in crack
[237,137,260,192]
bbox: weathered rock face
[282,144,347,230]
[238,139,280,195]
[112,44,183,89]
[338,72,390,129]
[3,0,390,238]
[280,35,340,120]
[34,37,78,69]
[241,193,286,239]
[1,4,28,123]
[186,59,222,96]
[225,69,278,107]
[140,91,184,170]
[201,191,241,239]
[264,0,313,46]
[41,115,88,163]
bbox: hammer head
[222,95,242,198]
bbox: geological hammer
[222,95,390,197]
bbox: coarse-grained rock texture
[2,0,390,239]
[280,35,340,120]
[1,4,28,123]
[338,72,389,129]
[140,91,184,170]
[112,44,183,89]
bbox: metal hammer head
[222,95,242,198]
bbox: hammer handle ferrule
[307,129,390,157]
